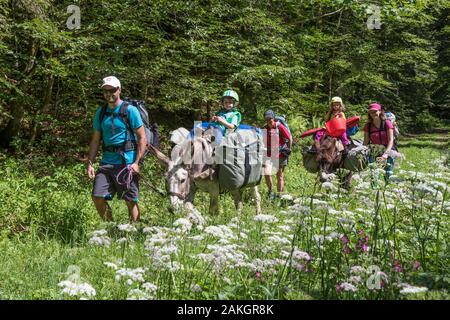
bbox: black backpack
[99,99,159,164]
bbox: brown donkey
[316,135,353,189]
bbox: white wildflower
[58,280,96,298]
[88,235,111,247]
[116,237,128,244]
[190,284,202,293]
[292,248,311,261]
[127,289,153,300]
[115,267,147,283]
[143,227,153,234]
[386,204,396,210]
[398,283,428,294]
[142,282,158,293]
[350,266,365,275]
[267,235,291,246]
[337,282,358,292]
[187,208,205,225]
[90,229,108,237]
[103,262,118,270]
[328,232,342,240]
[328,208,341,215]
[322,182,335,191]
[278,225,293,232]
[118,224,137,233]
[254,214,279,223]
[239,232,248,239]
[173,218,192,234]
[338,217,355,225]
[198,244,248,272]
[204,225,236,241]
[280,194,293,201]
[167,261,183,272]
[189,235,204,242]
[349,276,363,284]
[414,183,436,196]
[288,205,311,215]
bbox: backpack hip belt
[103,140,137,153]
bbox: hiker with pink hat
[363,102,397,181]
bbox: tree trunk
[30,74,54,145]
[0,102,24,148]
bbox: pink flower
[255,271,262,280]
[343,245,352,254]
[413,261,421,271]
[356,231,369,253]
[340,235,350,245]
[393,260,403,273]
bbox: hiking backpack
[273,115,292,156]
[385,112,400,140]
[274,115,292,138]
[99,99,159,164]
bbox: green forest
[0,0,448,155]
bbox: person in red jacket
[263,109,292,200]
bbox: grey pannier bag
[343,139,369,172]
[215,126,264,191]
[301,146,319,173]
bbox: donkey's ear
[148,144,170,167]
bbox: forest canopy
[0,0,448,155]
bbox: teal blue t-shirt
[93,101,143,165]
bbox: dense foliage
[0,0,448,155]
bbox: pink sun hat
[368,103,382,111]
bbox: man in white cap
[86,76,147,222]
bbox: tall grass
[0,133,448,300]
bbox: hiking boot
[268,191,276,200]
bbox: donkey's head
[316,135,344,182]
[149,135,214,211]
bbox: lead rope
[116,165,133,190]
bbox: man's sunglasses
[103,87,119,94]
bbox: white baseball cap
[101,76,121,89]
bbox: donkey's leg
[184,184,197,211]
[253,186,261,215]
[231,189,243,214]
[208,182,220,215]
[342,171,353,190]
